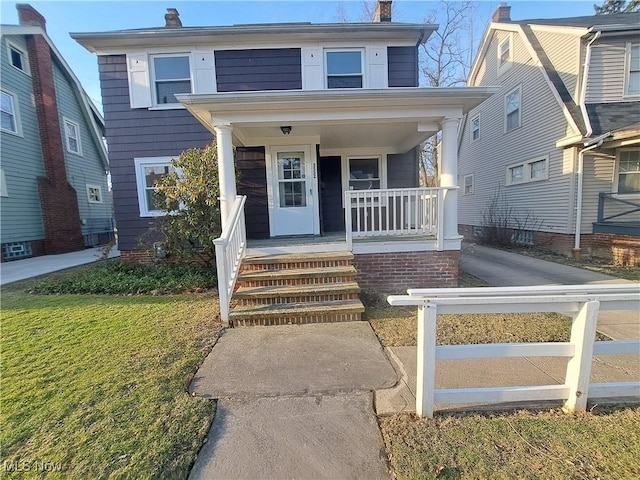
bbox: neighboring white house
[459,5,639,265]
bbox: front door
[268,145,319,236]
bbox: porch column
[213,123,236,230]
[440,118,461,240]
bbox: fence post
[416,302,438,418]
[563,300,600,413]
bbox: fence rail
[344,187,449,250]
[388,284,640,417]
[597,192,640,223]
[213,195,247,325]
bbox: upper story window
[616,149,640,194]
[86,184,103,204]
[152,55,191,105]
[471,115,480,142]
[497,34,513,76]
[326,50,364,89]
[64,118,82,155]
[7,42,29,75]
[1,90,20,136]
[625,43,639,97]
[505,86,521,133]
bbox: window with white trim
[151,54,192,105]
[471,115,480,142]
[7,42,29,75]
[616,149,640,194]
[505,86,521,133]
[506,156,548,186]
[497,34,513,75]
[325,49,364,89]
[463,174,474,195]
[625,43,639,97]
[0,169,8,197]
[135,157,176,216]
[86,184,103,203]
[1,90,20,135]
[348,157,381,190]
[64,118,82,155]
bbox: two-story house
[0,4,113,261]
[73,2,496,324]
[459,5,639,265]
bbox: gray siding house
[73,2,496,324]
[459,5,639,265]
[1,5,112,261]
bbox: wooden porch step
[237,265,357,286]
[235,282,360,305]
[242,252,354,271]
[229,299,365,327]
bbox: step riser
[242,259,352,271]
[239,293,360,306]
[241,276,356,287]
[232,312,362,327]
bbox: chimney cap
[165,8,182,28]
[373,0,392,23]
[492,3,511,23]
[16,4,47,31]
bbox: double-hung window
[498,34,513,75]
[616,149,640,194]
[135,157,176,216]
[505,86,521,133]
[326,50,364,88]
[625,43,639,97]
[64,118,82,155]
[471,115,480,142]
[1,90,20,135]
[7,43,29,75]
[152,55,191,105]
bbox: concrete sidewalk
[0,246,120,286]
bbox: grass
[1,284,223,479]
[380,406,640,480]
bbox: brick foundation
[460,224,639,266]
[353,250,459,293]
[120,250,156,265]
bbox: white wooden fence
[213,195,247,325]
[388,284,640,418]
[344,188,449,250]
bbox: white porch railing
[213,195,247,325]
[344,187,450,251]
[388,284,640,418]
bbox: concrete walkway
[0,246,120,286]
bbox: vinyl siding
[581,154,616,232]
[387,46,418,87]
[460,28,574,234]
[533,29,581,101]
[236,146,269,239]
[387,148,418,188]
[586,39,627,103]
[0,34,46,244]
[215,48,302,92]
[98,55,213,251]
[53,58,112,236]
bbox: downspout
[573,30,601,260]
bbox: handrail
[387,284,640,418]
[344,187,453,251]
[213,195,247,325]
[597,192,640,223]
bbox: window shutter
[367,47,387,88]
[194,51,216,93]
[302,47,323,90]
[127,52,152,108]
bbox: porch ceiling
[177,87,497,152]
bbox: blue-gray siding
[388,148,419,188]
[99,55,213,250]
[0,34,46,245]
[215,48,302,92]
[387,46,418,87]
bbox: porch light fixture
[280,126,292,135]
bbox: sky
[0,0,598,113]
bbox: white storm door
[268,146,319,236]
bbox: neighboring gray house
[73,2,496,324]
[1,5,113,261]
[459,5,639,265]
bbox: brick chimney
[165,8,182,28]
[373,1,392,22]
[16,4,84,254]
[492,3,511,22]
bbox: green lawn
[1,287,223,479]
